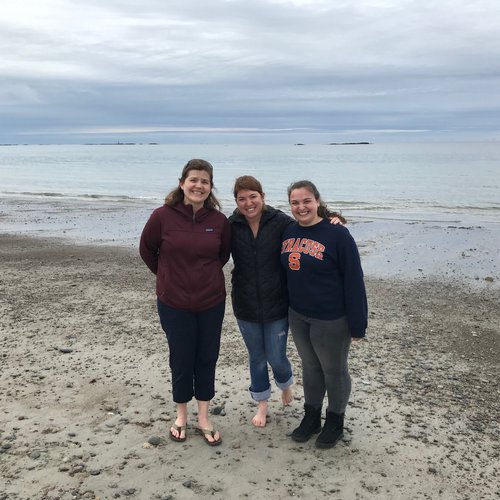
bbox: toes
[171,427,183,439]
[207,431,220,442]
[251,416,266,427]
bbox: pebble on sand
[148,436,161,446]
[57,347,74,354]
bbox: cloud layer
[1,0,499,143]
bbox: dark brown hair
[233,175,264,199]
[164,159,221,210]
[287,180,346,223]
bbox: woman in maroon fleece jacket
[140,159,230,446]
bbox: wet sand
[0,235,498,499]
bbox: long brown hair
[164,159,221,210]
[287,180,346,223]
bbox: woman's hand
[329,212,346,225]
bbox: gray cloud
[1,0,499,143]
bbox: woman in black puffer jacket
[229,175,294,427]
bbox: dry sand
[0,235,498,500]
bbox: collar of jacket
[171,201,211,221]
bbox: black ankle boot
[291,404,322,442]
[315,411,344,449]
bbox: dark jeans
[157,299,225,403]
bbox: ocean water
[1,142,499,220]
[1,142,499,287]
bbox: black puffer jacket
[229,206,293,322]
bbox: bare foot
[281,386,294,406]
[251,400,268,427]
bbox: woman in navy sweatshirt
[140,159,230,446]
[280,180,368,449]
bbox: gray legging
[289,308,352,413]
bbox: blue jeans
[237,318,293,401]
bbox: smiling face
[180,169,211,210]
[289,187,322,226]
[236,189,265,222]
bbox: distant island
[294,142,371,146]
[328,142,371,145]
[0,142,159,146]
[83,142,159,146]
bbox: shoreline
[1,195,498,290]
[0,234,498,499]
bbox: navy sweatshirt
[280,218,368,338]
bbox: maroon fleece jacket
[139,202,231,312]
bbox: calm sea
[2,142,499,284]
[1,142,499,220]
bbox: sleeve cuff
[351,329,366,338]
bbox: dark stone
[148,436,161,446]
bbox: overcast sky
[1,0,499,144]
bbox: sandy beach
[0,232,498,500]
